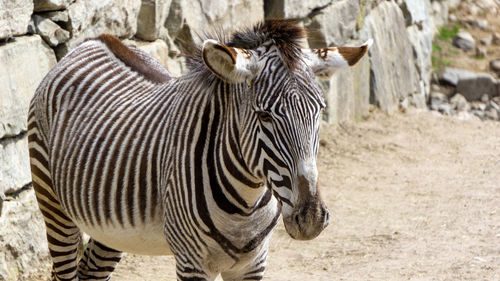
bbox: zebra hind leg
[30,174,82,280]
[77,238,123,280]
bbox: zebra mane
[184,19,307,79]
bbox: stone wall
[0,0,459,279]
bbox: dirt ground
[60,109,496,281]
[27,109,500,280]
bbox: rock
[136,0,171,41]
[430,0,448,31]
[480,35,493,46]
[448,0,462,9]
[62,0,142,51]
[473,19,488,30]
[472,110,485,120]
[0,136,31,195]
[456,73,498,101]
[452,31,475,51]
[407,20,433,107]
[487,100,500,113]
[430,92,448,111]
[485,107,499,120]
[480,93,490,103]
[475,46,487,58]
[33,0,74,12]
[448,14,457,22]
[438,103,452,115]
[264,0,332,19]
[398,0,431,26]
[0,35,57,139]
[306,0,359,47]
[492,32,500,45]
[0,0,33,39]
[319,48,370,123]
[38,10,70,24]
[450,93,470,112]
[361,1,419,114]
[0,188,50,280]
[175,0,264,46]
[33,15,70,47]
[470,102,487,111]
[490,58,500,75]
[437,67,475,86]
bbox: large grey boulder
[34,0,74,12]
[33,15,70,47]
[0,0,33,40]
[437,67,476,86]
[306,0,360,48]
[319,47,371,123]
[361,1,419,114]
[0,188,49,280]
[456,73,499,101]
[0,35,57,139]
[60,0,141,52]
[136,0,172,41]
[0,136,31,195]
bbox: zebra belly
[74,219,173,256]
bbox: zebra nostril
[324,209,330,226]
[294,213,300,226]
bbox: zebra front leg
[220,252,268,281]
[77,238,122,280]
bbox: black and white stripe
[29,20,328,281]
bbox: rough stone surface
[319,49,370,123]
[0,136,31,195]
[0,188,49,281]
[452,31,475,51]
[0,0,34,40]
[437,67,475,86]
[264,0,332,19]
[430,0,448,31]
[306,0,360,48]
[38,10,70,24]
[450,93,470,112]
[399,0,431,26]
[0,35,57,139]
[33,15,70,47]
[174,0,264,45]
[406,19,433,107]
[490,58,500,75]
[456,73,498,101]
[430,92,448,111]
[136,0,172,41]
[62,0,142,51]
[34,0,74,12]
[361,1,419,114]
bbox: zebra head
[201,21,372,240]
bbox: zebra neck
[205,81,271,214]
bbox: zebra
[28,20,371,280]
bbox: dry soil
[68,109,500,281]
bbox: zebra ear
[202,39,257,83]
[303,39,373,80]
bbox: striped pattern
[28,20,328,281]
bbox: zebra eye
[256,111,272,122]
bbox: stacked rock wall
[0,0,459,279]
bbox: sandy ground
[28,109,500,280]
